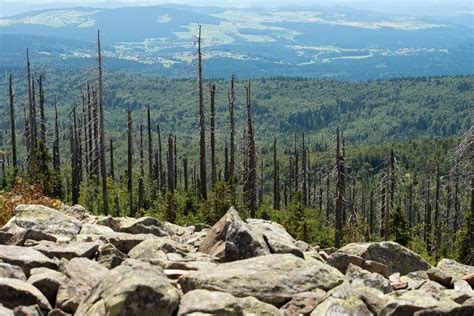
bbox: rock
[47,309,70,316]
[281,290,326,316]
[178,289,281,315]
[436,259,474,281]
[60,204,91,222]
[118,217,170,237]
[463,273,474,287]
[380,290,443,315]
[332,241,431,275]
[0,262,27,280]
[28,268,67,306]
[33,241,99,260]
[326,251,364,273]
[0,231,13,244]
[7,229,57,246]
[198,208,270,262]
[79,223,114,235]
[129,237,192,258]
[13,304,44,316]
[417,280,448,295]
[164,269,190,279]
[56,258,108,314]
[246,218,304,258]
[13,205,82,236]
[361,260,390,279]
[179,253,344,306]
[0,277,51,311]
[400,270,429,289]
[440,289,473,304]
[0,245,57,276]
[454,280,473,292]
[104,232,157,254]
[427,267,453,288]
[0,304,13,316]
[129,245,168,266]
[304,251,325,263]
[345,263,392,294]
[76,262,180,316]
[96,243,127,269]
[310,285,384,316]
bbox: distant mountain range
[0,4,473,80]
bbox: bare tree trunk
[157,123,164,193]
[38,75,46,142]
[82,93,89,177]
[8,74,17,169]
[109,139,115,181]
[209,83,217,188]
[244,82,257,216]
[174,135,178,189]
[380,177,387,239]
[97,30,109,214]
[127,111,133,215]
[228,75,236,180]
[273,138,280,210]
[434,165,441,256]
[302,132,307,206]
[167,134,175,192]
[369,190,374,236]
[197,25,207,200]
[425,179,432,254]
[224,140,229,182]
[26,49,35,156]
[138,125,144,211]
[335,127,345,248]
[147,107,153,180]
[183,157,189,191]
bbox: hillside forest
[0,29,472,266]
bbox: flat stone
[362,260,390,279]
[427,267,453,288]
[326,251,364,273]
[436,259,474,281]
[79,223,114,235]
[0,277,51,311]
[28,268,67,306]
[178,289,281,315]
[96,243,127,269]
[118,217,170,237]
[179,253,344,306]
[0,245,57,276]
[345,263,392,294]
[13,304,43,316]
[0,262,27,280]
[281,290,326,316]
[7,229,57,246]
[33,241,99,260]
[103,232,157,254]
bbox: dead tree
[26,49,36,156]
[157,123,164,192]
[273,138,280,210]
[228,75,236,181]
[8,74,17,169]
[335,127,345,248]
[127,111,133,214]
[174,134,178,189]
[302,133,308,206]
[97,30,109,214]
[197,25,207,200]
[425,179,432,254]
[294,134,299,196]
[210,83,217,188]
[70,107,80,204]
[52,98,60,172]
[109,139,115,181]
[224,140,229,182]
[138,125,144,210]
[380,175,387,240]
[147,107,153,180]
[38,75,46,142]
[183,157,189,191]
[167,134,175,192]
[434,165,441,255]
[243,82,257,216]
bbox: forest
[0,29,472,268]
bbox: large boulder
[33,241,100,260]
[0,262,27,280]
[345,264,392,294]
[179,253,344,306]
[330,241,431,275]
[76,262,180,315]
[436,259,474,281]
[0,277,51,311]
[246,219,304,258]
[12,205,82,236]
[6,228,57,246]
[0,245,57,275]
[28,268,67,307]
[198,208,270,262]
[178,289,281,315]
[118,217,170,237]
[56,258,108,314]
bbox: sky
[1,0,472,17]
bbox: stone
[33,241,99,260]
[440,289,473,304]
[129,237,192,258]
[0,304,13,316]
[281,290,326,316]
[13,304,44,316]
[28,268,67,306]
[345,263,392,294]
[118,217,170,237]
[361,260,390,279]
[13,205,82,236]
[96,243,127,269]
[198,208,270,262]
[178,289,281,315]
[0,262,27,280]
[76,262,180,316]
[0,245,57,276]
[79,223,114,235]
[7,229,57,246]
[179,253,344,306]
[304,250,325,263]
[0,232,13,245]
[47,309,70,316]
[463,273,474,287]
[310,285,384,316]
[104,232,157,254]
[0,277,51,311]
[326,251,364,273]
[454,279,473,292]
[380,290,443,315]
[427,267,453,288]
[246,218,304,258]
[56,258,108,314]
[60,204,91,222]
[332,241,431,275]
[400,270,429,289]
[436,259,474,281]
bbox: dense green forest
[0,38,472,266]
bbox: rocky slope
[0,204,473,315]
